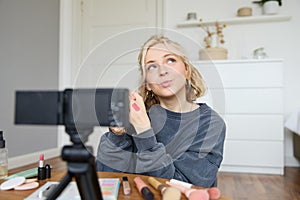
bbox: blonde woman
[96,35,226,187]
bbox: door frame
[58,0,73,147]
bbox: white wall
[164,0,300,166]
[0,0,59,158]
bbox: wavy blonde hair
[138,35,207,107]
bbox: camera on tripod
[15,88,129,129]
[15,88,130,200]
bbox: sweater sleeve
[132,128,175,178]
[96,130,136,173]
[172,109,226,187]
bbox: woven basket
[237,7,252,17]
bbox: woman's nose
[159,65,168,76]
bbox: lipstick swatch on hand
[132,103,140,111]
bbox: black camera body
[15,88,130,129]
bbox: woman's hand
[129,91,151,134]
[108,126,126,135]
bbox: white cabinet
[194,59,284,175]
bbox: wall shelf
[177,15,291,27]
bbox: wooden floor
[10,157,300,200]
[218,168,300,200]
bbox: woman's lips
[160,80,172,87]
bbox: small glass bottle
[0,130,8,179]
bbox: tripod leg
[46,173,72,200]
[74,161,103,200]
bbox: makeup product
[148,177,181,200]
[6,168,37,180]
[122,176,131,195]
[206,187,221,200]
[166,181,209,200]
[45,164,51,179]
[14,181,39,190]
[0,130,8,179]
[170,179,192,188]
[0,176,25,190]
[37,154,45,180]
[133,177,154,200]
[25,178,38,183]
[169,179,221,199]
[132,103,140,111]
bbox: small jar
[253,47,268,59]
[186,12,197,21]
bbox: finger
[129,91,137,100]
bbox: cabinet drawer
[200,88,283,114]
[222,140,284,167]
[224,115,283,140]
[194,60,283,88]
[203,88,283,114]
[224,88,283,113]
[198,88,283,114]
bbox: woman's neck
[159,97,198,113]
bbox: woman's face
[144,43,188,100]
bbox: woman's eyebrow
[145,53,175,65]
[163,53,174,58]
[145,60,155,65]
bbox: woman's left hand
[129,91,151,134]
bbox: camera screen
[15,88,129,128]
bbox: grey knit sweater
[96,103,226,187]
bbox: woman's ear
[185,69,191,80]
[146,83,151,91]
[185,64,191,79]
[144,81,151,91]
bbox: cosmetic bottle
[0,130,8,179]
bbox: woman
[96,35,226,187]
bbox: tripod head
[65,126,93,146]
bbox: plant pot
[199,47,228,60]
[263,1,279,15]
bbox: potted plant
[252,0,282,15]
[198,21,228,60]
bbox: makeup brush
[148,177,181,200]
[169,179,221,199]
[166,181,209,200]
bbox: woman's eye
[147,64,157,71]
[167,58,176,64]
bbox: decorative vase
[199,47,228,60]
[263,1,279,15]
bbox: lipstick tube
[37,154,45,180]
